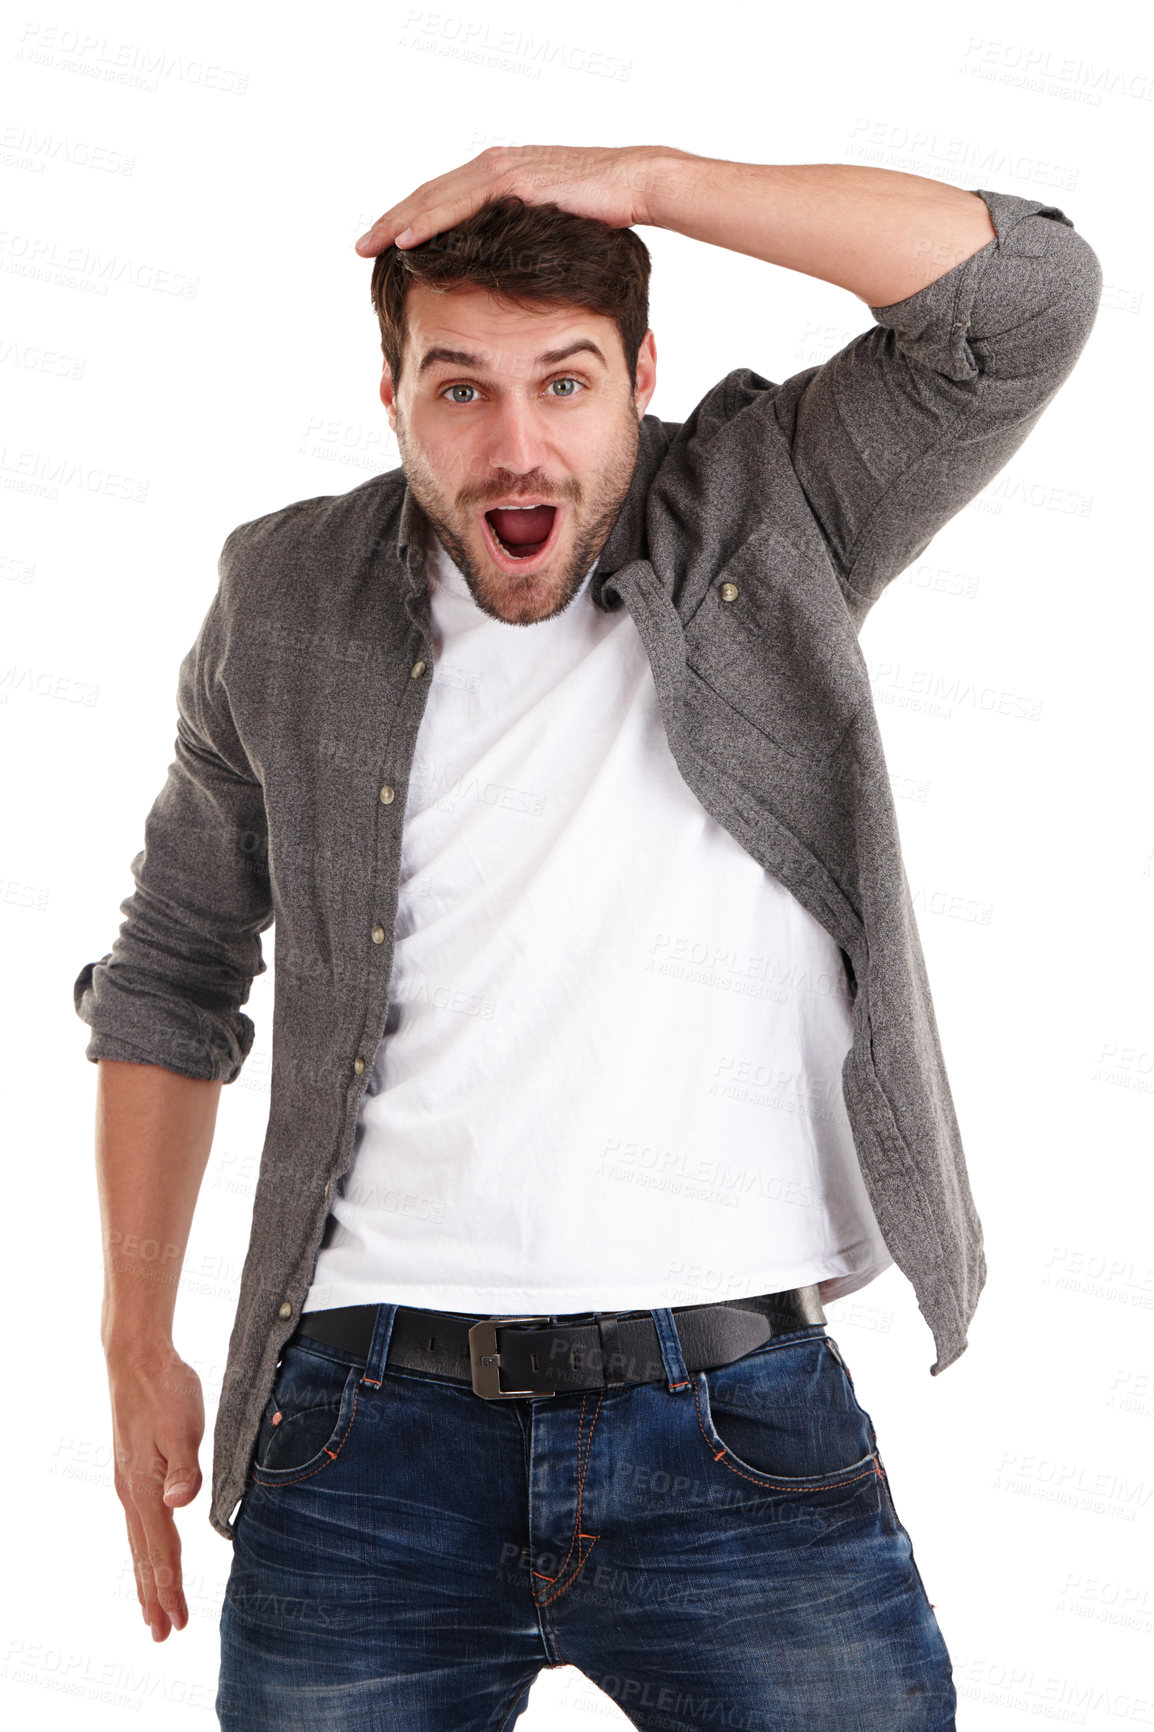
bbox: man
[75,145,1101,1728]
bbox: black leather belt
[291,1286,826,1399]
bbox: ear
[632,329,657,419]
[379,363,397,433]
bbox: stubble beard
[395,404,641,627]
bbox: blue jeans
[217,1304,957,1729]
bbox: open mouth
[481,503,560,564]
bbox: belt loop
[361,1302,399,1388]
[596,1313,627,1386]
[650,1307,692,1395]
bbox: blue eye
[439,376,585,403]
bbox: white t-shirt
[303,525,893,1313]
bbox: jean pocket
[695,1333,880,1493]
[250,1342,364,1487]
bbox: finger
[119,1482,166,1635]
[355,177,459,255]
[355,208,410,256]
[125,1491,172,1639]
[355,197,461,256]
[137,1503,181,1638]
[119,1498,151,1626]
[380,195,486,253]
[127,1454,188,1637]
[356,152,512,255]
[139,1492,188,1635]
[163,1458,202,1509]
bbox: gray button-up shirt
[74,187,1102,1541]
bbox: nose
[482,393,551,479]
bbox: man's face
[380,283,657,626]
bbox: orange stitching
[251,1378,361,1488]
[535,1391,592,1590]
[547,1596,563,1664]
[566,1392,601,1563]
[537,1389,604,1606]
[690,1377,880,1494]
[359,1331,386,1385]
[532,1396,589,1598]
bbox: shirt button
[371,924,386,944]
[379,784,395,804]
[410,659,427,679]
[354,1056,366,1076]
[277,1300,293,1320]
[719,582,739,602]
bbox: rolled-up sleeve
[73,535,273,1083]
[770,187,1103,626]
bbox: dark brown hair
[369,194,651,391]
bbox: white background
[3,0,1152,1724]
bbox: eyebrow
[416,339,609,380]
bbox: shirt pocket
[683,541,864,768]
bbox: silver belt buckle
[468,1315,556,1399]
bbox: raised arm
[354,144,998,302]
[623,154,1102,621]
[355,147,1102,625]
[716,175,1100,624]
